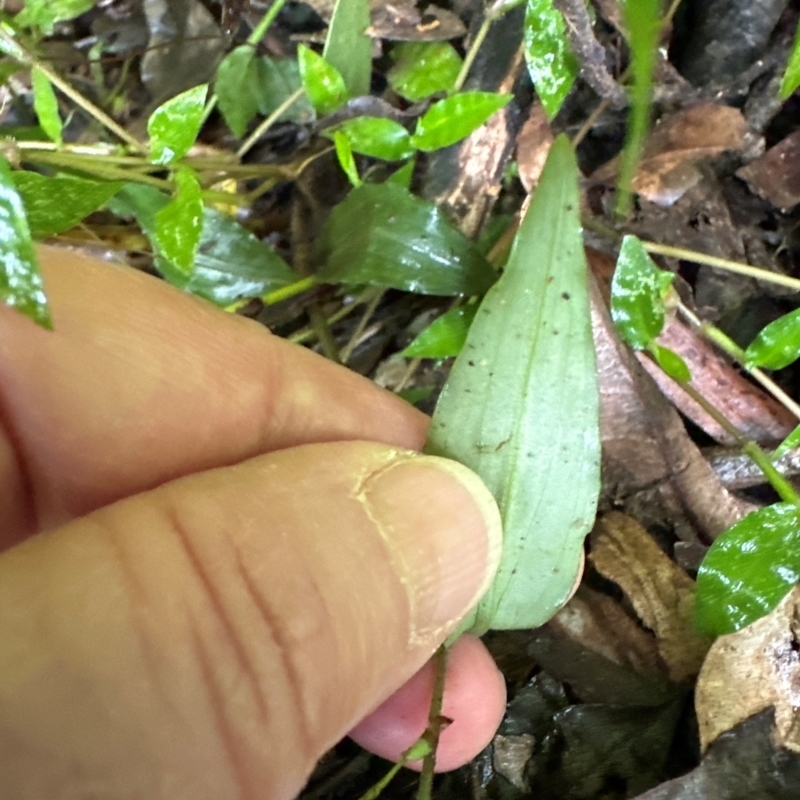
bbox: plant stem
[340,288,385,364]
[236,86,306,159]
[416,645,449,800]
[247,0,292,46]
[262,276,317,305]
[307,302,341,362]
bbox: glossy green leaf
[327,116,414,161]
[617,0,660,214]
[13,172,124,237]
[111,184,298,306]
[774,423,800,460]
[403,305,478,358]
[333,130,361,186]
[0,157,50,328]
[411,92,512,152]
[297,45,348,116]
[323,0,371,98]
[31,68,62,144]
[649,342,691,383]
[387,158,415,189]
[523,0,579,119]
[387,42,462,102]
[148,83,209,165]
[215,45,259,138]
[696,503,800,634]
[154,168,204,275]
[255,56,314,122]
[611,234,674,350]
[426,135,600,634]
[780,19,800,98]
[16,0,93,33]
[316,182,495,296]
[744,307,800,371]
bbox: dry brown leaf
[592,104,747,205]
[516,104,554,193]
[736,129,800,211]
[695,585,800,753]
[589,512,714,683]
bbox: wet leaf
[215,45,259,138]
[326,116,413,161]
[523,0,579,119]
[154,168,204,275]
[0,157,51,328]
[111,184,298,306]
[148,84,209,165]
[31,68,62,144]
[297,45,349,116]
[774,423,800,460]
[323,0,371,98]
[387,41,462,102]
[780,18,800,99]
[696,503,800,635]
[16,0,93,33]
[13,172,124,237]
[411,91,512,152]
[316,182,495,296]
[333,130,361,186]
[649,342,691,383]
[402,305,478,358]
[617,0,660,214]
[745,308,800,371]
[611,234,675,350]
[426,135,601,634]
[387,158,415,188]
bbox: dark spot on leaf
[561,292,570,300]
[547,276,554,284]
[552,330,559,335]
[565,204,573,211]
[468,360,476,366]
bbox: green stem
[22,151,171,188]
[416,645,449,800]
[246,0,292,46]
[262,276,317,305]
[308,303,341,363]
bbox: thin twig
[236,87,306,159]
[340,289,385,364]
[416,645,450,800]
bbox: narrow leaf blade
[333,130,361,187]
[148,84,209,165]
[744,307,800,371]
[0,157,51,328]
[426,135,601,634]
[402,305,478,358]
[31,68,63,144]
[316,182,495,296]
[323,0,371,98]
[780,19,800,99]
[696,503,800,634]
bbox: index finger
[0,247,427,547]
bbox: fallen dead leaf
[695,585,800,753]
[590,512,714,683]
[516,104,554,193]
[592,104,748,205]
[736,129,800,211]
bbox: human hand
[0,248,506,799]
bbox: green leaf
[148,83,209,165]
[426,135,600,634]
[154,168,204,275]
[523,0,579,119]
[696,503,800,634]
[402,305,478,358]
[16,0,93,33]
[780,18,800,99]
[0,157,51,328]
[411,92,512,152]
[215,45,259,138]
[327,117,414,161]
[111,184,298,305]
[397,386,434,405]
[316,182,495,296]
[744,308,800,371]
[387,42,462,102]
[297,45,349,116]
[13,172,124,237]
[31,68,62,145]
[333,130,361,186]
[323,0,371,98]
[255,56,314,122]
[610,234,674,350]
[774,423,800,460]
[387,157,415,189]
[649,342,691,383]
[617,0,660,214]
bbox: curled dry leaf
[695,585,800,753]
[589,512,714,683]
[516,103,554,193]
[736,129,800,211]
[592,104,748,205]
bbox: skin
[0,247,507,799]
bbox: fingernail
[359,455,502,645]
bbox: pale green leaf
[16,0,94,33]
[297,45,349,116]
[148,84,209,165]
[327,116,414,161]
[154,168,204,275]
[780,18,800,99]
[649,342,691,383]
[426,135,600,634]
[402,305,477,358]
[387,42,462,102]
[31,68,62,144]
[774,423,800,460]
[323,0,371,98]
[333,130,361,186]
[745,307,800,370]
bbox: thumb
[0,441,501,800]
